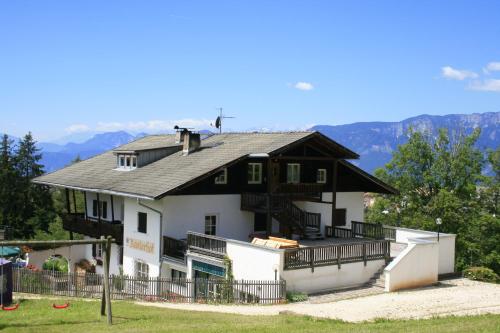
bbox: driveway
[137,278,500,322]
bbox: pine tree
[13,132,55,238]
[0,134,16,227]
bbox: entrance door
[270,160,280,192]
[194,271,221,300]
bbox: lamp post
[436,218,442,242]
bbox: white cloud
[484,62,500,73]
[441,66,478,80]
[293,82,314,91]
[95,118,213,132]
[468,79,500,92]
[65,124,91,133]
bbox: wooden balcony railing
[325,226,352,238]
[284,240,390,271]
[163,236,187,261]
[62,213,124,244]
[187,232,227,259]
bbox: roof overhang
[32,179,155,200]
[338,160,399,195]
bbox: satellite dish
[215,116,221,129]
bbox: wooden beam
[0,238,115,247]
[65,188,71,214]
[83,191,88,219]
[96,193,101,224]
[72,189,77,213]
[273,156,337,161]
[266,160,273,236]
[331,159,338,227]
[110,195,115,222]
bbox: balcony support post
[83,191,88,220]
[110,195,115,222]
[97,193,101,224]
[65,188,71,214]
[266,159,273,237]
[72,189,77,213]
[331,159,338,227]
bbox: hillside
[312,112,499,173]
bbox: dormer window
[117,154,137,170]
[214,168,227,184]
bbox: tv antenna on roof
[212,107,235,134]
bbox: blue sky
[1,1,499,141]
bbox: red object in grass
[1,303,20,311]
[52,303,70,309]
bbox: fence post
[309,247,314,273]
[337,246,341,269]
[363,243,367,266]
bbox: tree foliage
[0,133,58,239]
[367,128,500,273]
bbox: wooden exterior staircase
[241,193,322,239]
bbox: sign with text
[126,238,154,254]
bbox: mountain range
[2,111,499,173]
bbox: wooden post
[101,236,113,325]
[72,189,77,213]
[309,247,314,273]
[363,243,367,266]
[65,188,71,214]
[96,193,101,223]
[83,191,88,220]
[331,160,338,227]
[266,160,273,237]
[110,195,115,222]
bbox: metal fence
[12,268,285,304]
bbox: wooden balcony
[62,213,123,244]
[162,236,187,261]
[187,232,226,259]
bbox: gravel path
[136,278,500,322]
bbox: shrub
[42,257,68,272]
[286,291,308,302]
[463,266,499,283]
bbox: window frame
[135,260,149,280]
[286,163,301,184]
[117,154,138,170]
[204,215,217,236]
[247,163,263,184]
[317,168,327,184]
[137,212,148,234]
[214,168,228,184]
[92,200,107,219]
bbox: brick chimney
[182,131,201,155]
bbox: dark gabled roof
[338,160,399,195]
[33,131,393,199]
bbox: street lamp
[436,218,442,242]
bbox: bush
[286,291,308,302]
[42,257,68,272]
[463,266,499,283]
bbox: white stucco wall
[122,198,162,277]
[395,228,456,275]
[385,239,439,292]
[282,259,385,294]
[226,240,283,281]
[162,195,254,241]
[295,192,365,231]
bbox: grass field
[0,298,499,333]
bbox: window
[204,215,217,235]
[214,168,227,184]
[317,169,327,184]
[92,200,107,219]
[135,260,149,280]
[138,212,147,233]
[287,163,301,184]
[117,154,137,170]
[247,163,262,184]
[171,269,186,280]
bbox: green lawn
[0,298,499,333]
